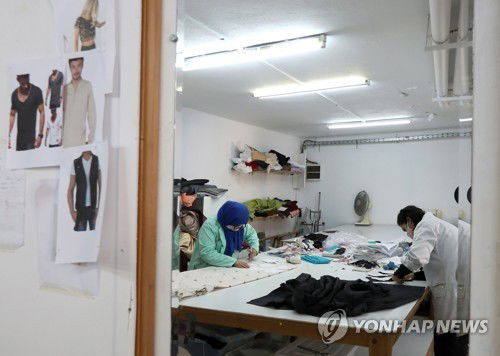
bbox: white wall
[176,108,302,237]
[470,1,500,354]
[0,1,140,356]
[301,137,471,228]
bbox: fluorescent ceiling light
[459,117,473,122]
[183,34,326,71]
[328,119,411,130]
[329,115,411,124]
[253,76,369,98]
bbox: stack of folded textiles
[243,197,301,219]
[231,145,305,174]
[173,178,228,197]
[351,241,403,262]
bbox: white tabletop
[283,224,409,244]
[173,224,425,329]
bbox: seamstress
[189,201,259,270]
[392,205,465,356]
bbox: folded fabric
[321,247,346,258]
[264,152,279,166]
[323,231,367,249]
[254,209,279,217]
[239,144,253,163]
[269,150,290,166]
[174,178,209,186]
[251,149,267,162]
[253,160,269,170]
[304,233,328,242]
[248,273,425,317]
[233,162,253,174]
[383,261,398,270]
[301,255,331,264]
[245,161,258,171]
[352,241,403,262]
[350,260,379,269]
[286,255,301,264]
[243,198,284,219]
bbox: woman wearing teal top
[189,201,259,270]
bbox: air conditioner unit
[306,164,321,180]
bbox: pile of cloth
[174,178,228,198]
[172,263,298,300]
[303,233,328,248]
[248,273,425,317]
[267,241,320,259]
[232,145,305,174]
[351,241,404,262]
[243,198,301,219]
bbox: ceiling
[178,0,472,138]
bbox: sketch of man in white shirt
[62,57,96,147]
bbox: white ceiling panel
[179,0,472,138]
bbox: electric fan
[354,191,372,226]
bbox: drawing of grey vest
[74,155,99,210]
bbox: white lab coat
[401,212,458,328]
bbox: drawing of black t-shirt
[11,85,43,144]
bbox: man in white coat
[392,205,467,356]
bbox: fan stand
[355,215,372,226]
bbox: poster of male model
[6,56,66,169]
[6,51,105,169]
[56,142,108,263]
[61,51,106,148]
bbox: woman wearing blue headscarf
[188,201,259,270]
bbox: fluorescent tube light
[183,34,326,71]
[459,117,472,122]
[328,119,411,130]
[253,76,369,98]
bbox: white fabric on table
[172,262,297,300]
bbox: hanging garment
[248,273,425,317]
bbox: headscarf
[217,201,249,256]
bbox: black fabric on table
[304,233,328,242]
[350,260,379,269]
[248,273,425,317]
